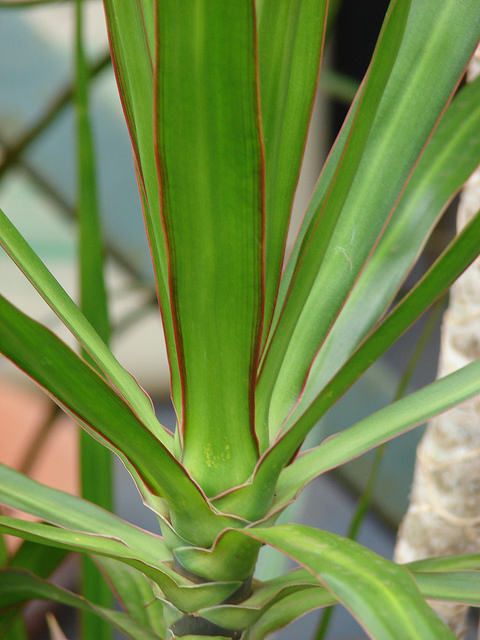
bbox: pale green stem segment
[154,0,264,495]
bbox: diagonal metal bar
[0,50,111,180]
[0,146,150,285]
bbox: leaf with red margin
[0,208,171,448]
[242,525,454,639]
[214,207,480,519]
[97,558,165,635]
[0,518,241,614]
[0,297,237,546]
[257,0,329,361]
[293,73,480,422]
[413,572,480,607]
[153,0,264,495]
[197,567,328,631]
[274,350,480,512]
[255,0,411,439]
[0,569,162,640]
[102,0,182,420]
[257,0,480,439]
[243,588,334,640]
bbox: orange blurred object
[0,380,78,551]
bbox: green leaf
[97,558,165,635]
[216,203,480,521]
[0,301,233,546]
[0,533,7,566]
[0,541,68,636]
[0,208,171,448]
[0,516,240,613]
[0,462,168,556]
[198,569,327,630]
[256,0,412,436]
[0,569,162,640]
[244,588,334,640]
[292,74,480,421]
[103,0,182,418]
[9,540,67,577]
[274,353,480,513]
[257,0,328,358]
[244,525,454,639]
[258,0,480,437]
[75,7,109,351]
[1,619,27,640]
[407,554,480,573]
[414,572,480,607]
[154,0,263,495]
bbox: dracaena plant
[1,0,480,638]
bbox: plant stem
[75,1,112,637]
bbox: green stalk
[74,1,112,638]
[313,298,444,640]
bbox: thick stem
[394,46,480,638]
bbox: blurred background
[0,1,462,638]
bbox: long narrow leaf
[258,0,480,437]
[294,74,480,418]
[244,525,454,639]
[414,572,480,607]
[215,204,480,520]
[257,0,328,355]
[0,297,234,546]
[0,462,168,556]
[407,554,480,573]
[198,569,328,630]
[244,589,333,640]
[154,0,264,495]
[102,0,182,418]
[0,208,171,447]
[0,517,240,613]
[274,355,480,512]
[0,569,162,640]
[97,558,165,635]
[256,0,412,435]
